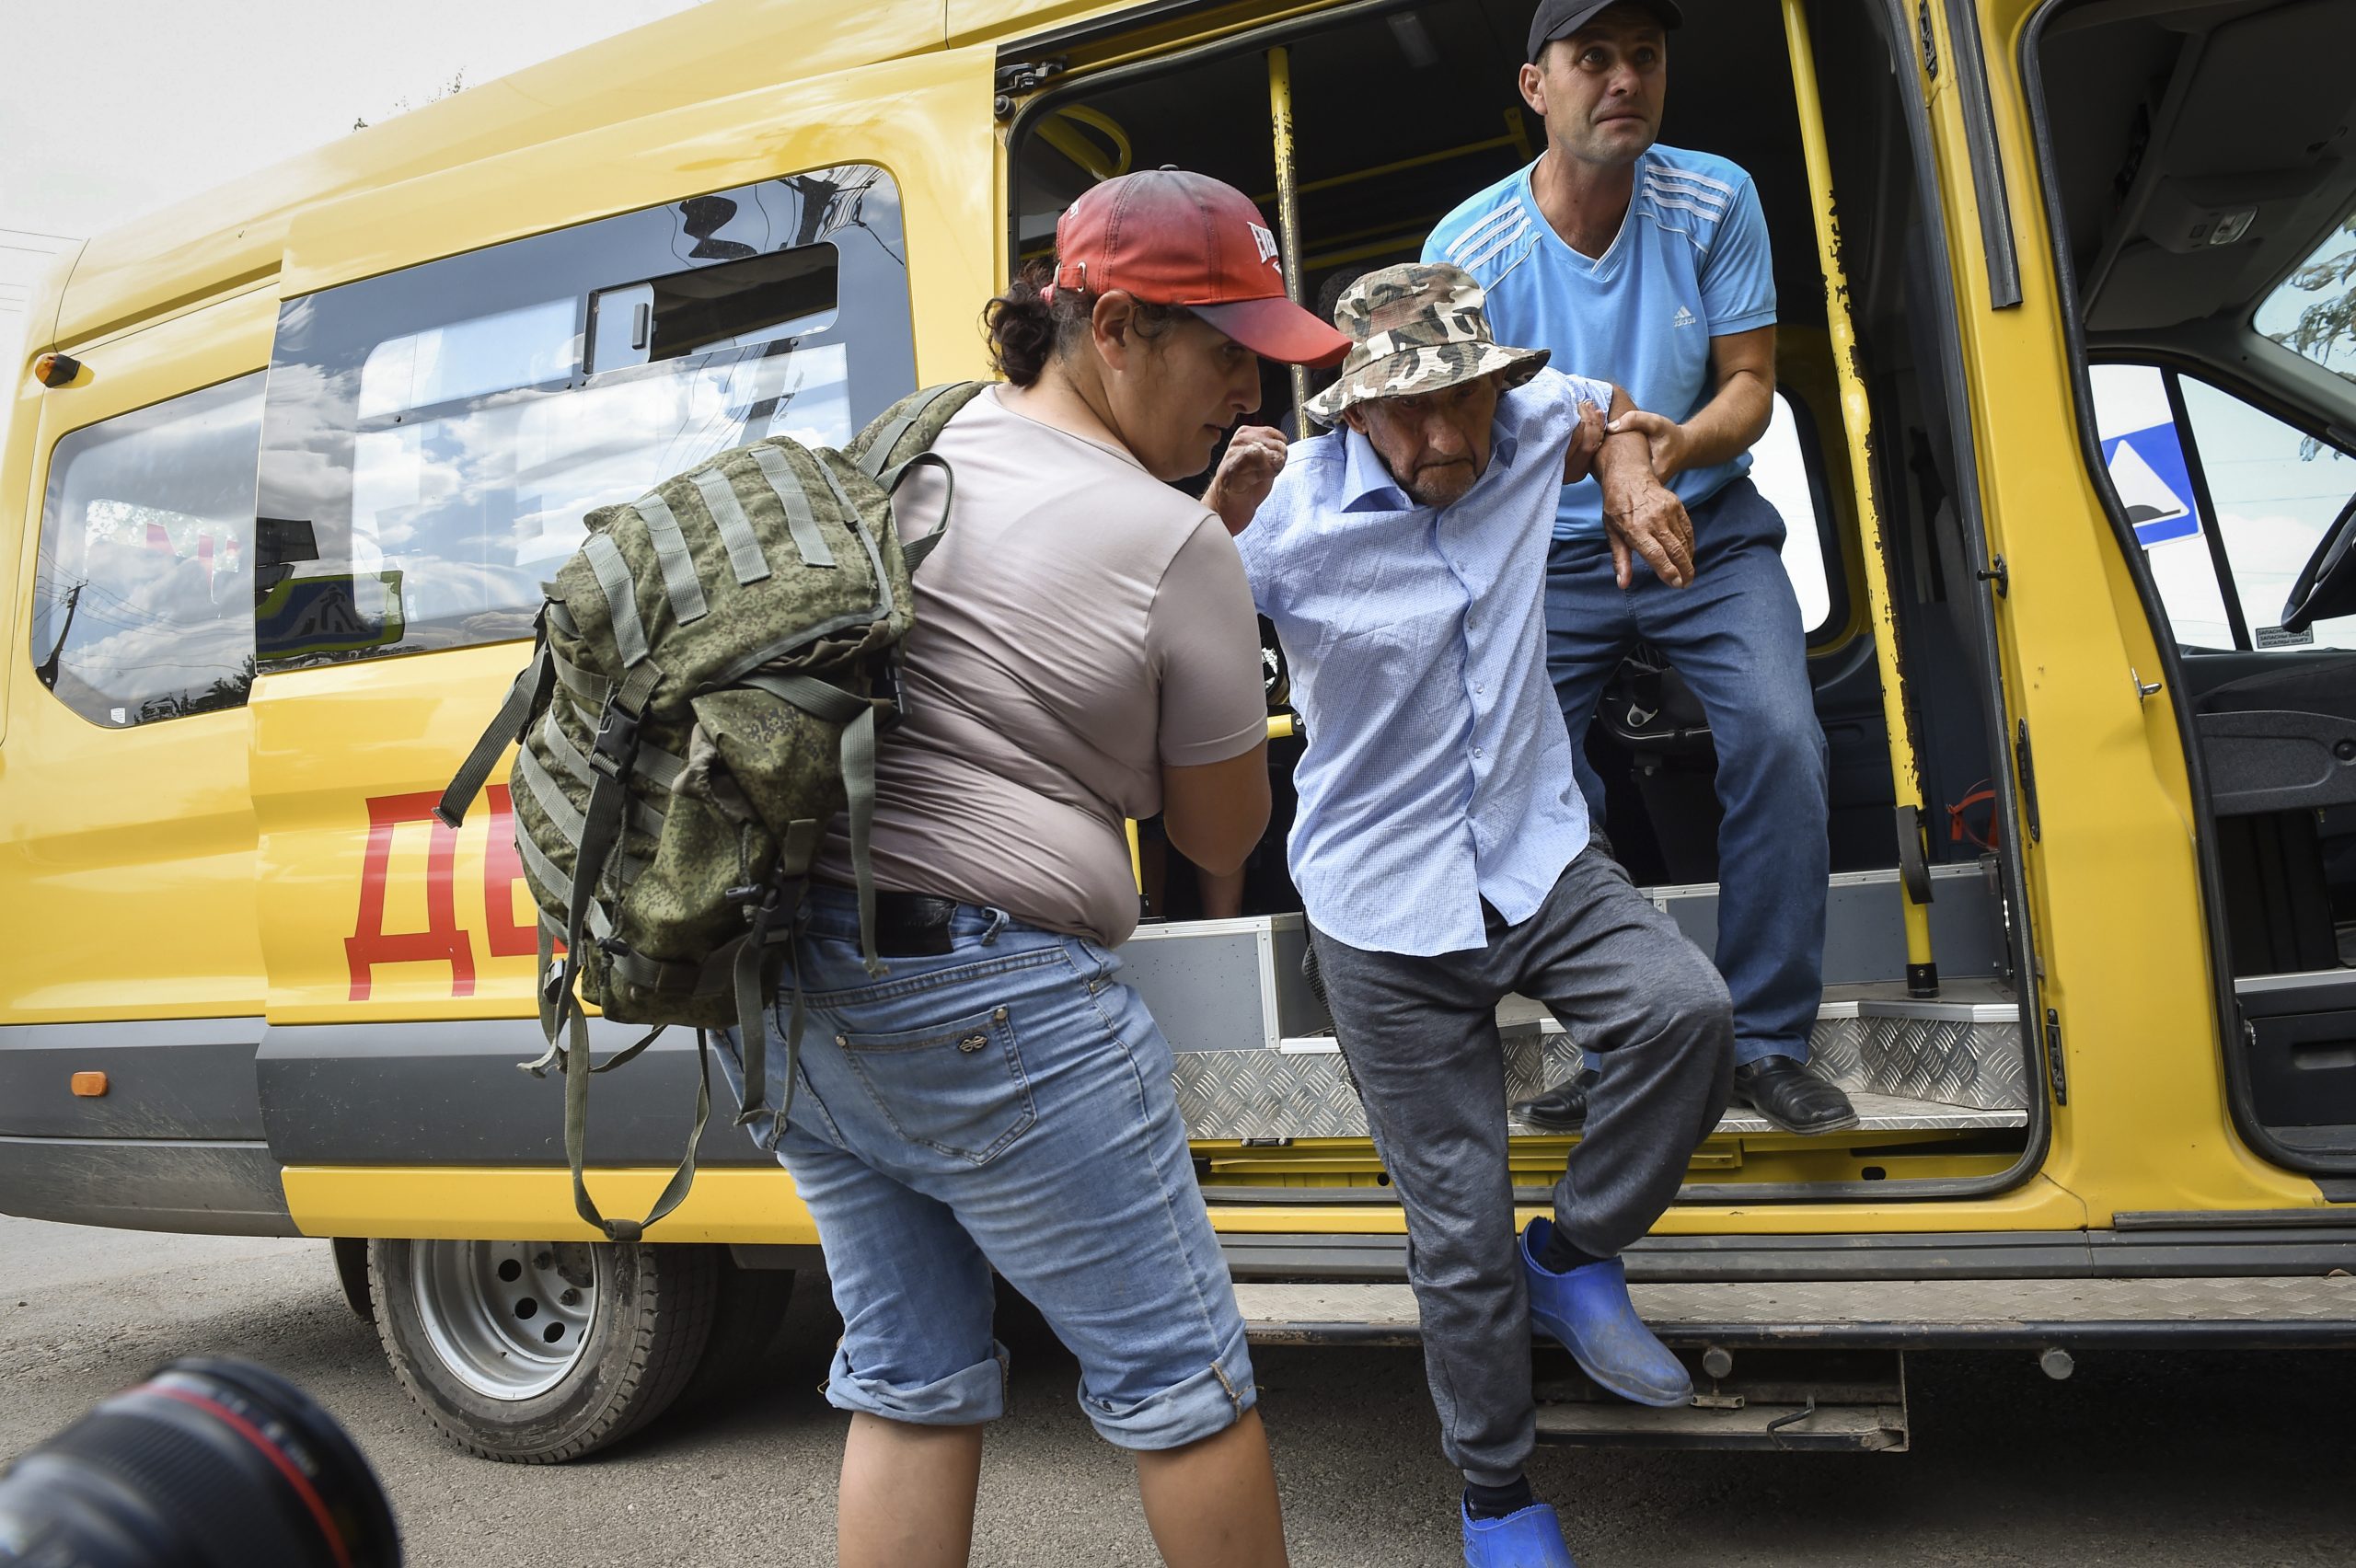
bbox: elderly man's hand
[1205,425,1288,536]
[1562,398,1607,483]
[1601,479,1695,590]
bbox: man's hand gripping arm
[1586,385,1695,590]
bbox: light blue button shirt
[1236,367,1607,956]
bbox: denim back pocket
[837,1005,1035,1165]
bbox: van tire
[367,1238,718,1464]
[330,1238,374,1320]
[679,1261,796,1409]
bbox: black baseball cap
[1526,0,1682,62]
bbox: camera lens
[0,1357,399,1568]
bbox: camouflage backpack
[437,381,987,1240]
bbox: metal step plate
[1232,1274,2356,1349]
[1170,982,2029,1141]
[1118,908,2030,1142]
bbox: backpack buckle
[589,700,642,778]
[872,660,905,733]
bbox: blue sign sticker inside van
[2101,422,2200,547]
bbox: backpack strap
[749,445,837,569]
[558,1011,711,1244]
[855,381,976,480]
[633,492,710,624]
[886,453,957,573]
[434,627,553,829]
[741,672,884,975]
[688,468,774,586]
[525,657,690,1244]
[582,535,652,668]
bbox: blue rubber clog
[1521,1217,1692,1408]
[1461,1498,1577,1568]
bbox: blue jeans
[734,886,1254,1450]
[1544,477,1830,1065]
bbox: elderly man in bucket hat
[1204,263,1733,1568]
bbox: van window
[28,373,265,727]
[2091,362,2356,650]
[252,166,915,670]
[1750,388,1838,640]
[2255,210,2356,381]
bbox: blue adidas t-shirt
[1422,146,1777,541]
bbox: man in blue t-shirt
[1423,0,1854,1135]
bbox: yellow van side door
[243,47,999,1227]
[1,292,277,1029]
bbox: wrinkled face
[1093,300,1265,480]
[1343,375,1502,508]
[1520,6,1669,170]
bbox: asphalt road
[2,1215,2350,1567]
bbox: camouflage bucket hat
[1302,262,1551,423]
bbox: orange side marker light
[69,1070,109,1098]
[34,352,85,388]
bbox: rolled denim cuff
[1076,1331,1256,1451]
[822,1339,1010,1426]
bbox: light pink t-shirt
[815,386,1265,946]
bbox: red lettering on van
[346,791,477,1001]
[481,785,546,959]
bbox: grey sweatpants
[1308,844,1735,1484]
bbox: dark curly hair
[984,259,1193,386]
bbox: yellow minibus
[6,0,2352,1459]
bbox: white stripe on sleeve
[1646,161,1736,196]
[1459,214,1532,274]
[1643,175,1727,213]
[1645,192,1730,222]
[1445,201,1527,261]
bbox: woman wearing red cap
[776,169,1347,1568]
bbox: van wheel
[329,1238,373,1320]
[367,1238,716,1463]
[680,1260,796,1409]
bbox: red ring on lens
[151,1386,353,1568]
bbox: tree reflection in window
[2258,212,2356,394]
[29,374,265,727]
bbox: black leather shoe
[1511,1067,1600,1131]
[1733,1056,1859,1136]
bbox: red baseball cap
[1050,168,1352,368]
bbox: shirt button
[1473,745,1486,759]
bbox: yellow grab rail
[1782,0,1939,996]
[1266,46,1310,420]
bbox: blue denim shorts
[734,886,1254,1451]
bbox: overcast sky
[0,0,706,371]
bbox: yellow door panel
[1909,0,2319,1216]
[250,47,1001,1028]
[1,289,278,1024]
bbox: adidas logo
[1671,306,1698,329]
